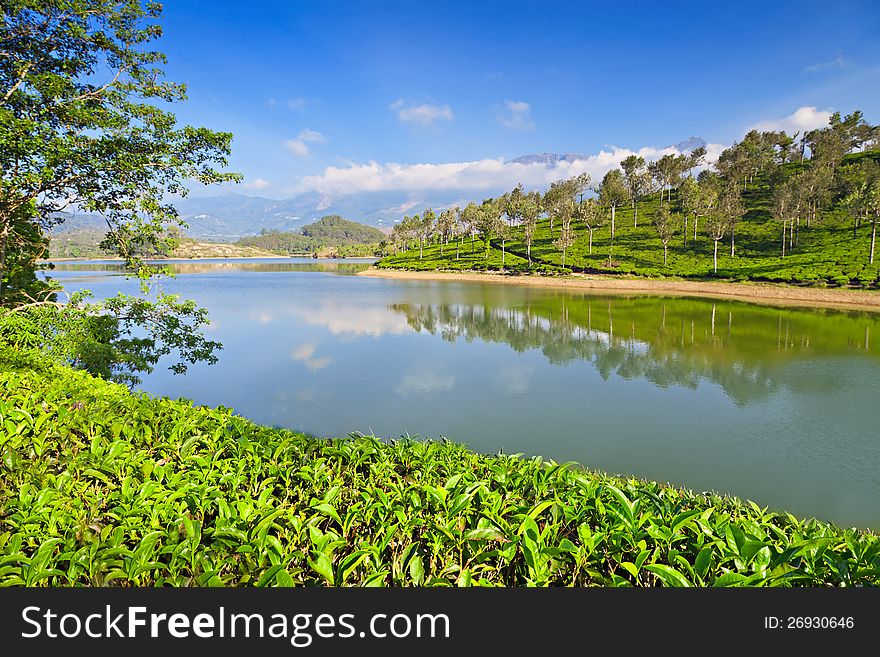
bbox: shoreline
[359,267,880,312]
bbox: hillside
[377,150,880,287]
[236,215,385,257]
[46,230,278,260]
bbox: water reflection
[391,296,880,406]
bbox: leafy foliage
[1,0,240,303]
[0,289,220,386]
[1,357,877,587]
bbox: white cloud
[291,342,332,371]
[497,99,535,130]
[285,130,327,157]
[749,106,833,134]
[291,143,720,196]
[391,99,453,126]
[285,139,310,156]
[297,128,326,143]
[288,97,307,110]
[243,178,271,190]
[296,301,412,337]
[803,56,848,73]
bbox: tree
[705,210,728,275]
[684,146,707,178]
[573,197,606,254]
[474,199,503,259]
[621,155,650,226]
[460,202,480,253]
[543,174,589,237]
[503,184,525,226]
[685,171,720,242]
[0,1,240,383]
[651,205,676,266]
[1,1,240,302]
[598,169,628,239]
[772,179,800,257]
[649,154,686,203]
[436,207,457,256]
[719,184,745,257]
[519,191,542,264]
[553,199,575,268]
[840,160,880,263]
[417,209,436,259]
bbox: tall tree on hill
[705,208,728,275]
[771,177,801,258]
[436,207,457,256]
[573,197,606,254]
[598,169,628,239]
[684,146,707,179]
[460,202,480,254]
[475,199,503,260]
[620,155,650,226]
[520,191,542,265]
[543,174,589,238]
[715,141,750,191]
[651,204,676,266]
[416,210,435,259]
[840,160,880,263]
[503,183,526,227]
[718,184,745,258]
[553,199,575,268]
[649,154,686,204]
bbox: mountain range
[54,139,707,241]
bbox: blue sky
[157,1,880,199]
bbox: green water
[47,259,880,529]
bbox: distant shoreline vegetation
[47,216,388,260]
[377,117,880,289]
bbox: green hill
[237,215,385,256]
[377,150,880,287]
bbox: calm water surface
[46,258,880,529]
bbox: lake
[45,258,880,529]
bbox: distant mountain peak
[669,136,706,153]
[506,152,589,165]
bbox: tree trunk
[683,216,688,245]
[781,219,786,257]
[713,239,718,274]
[610,205,616,239]
[527,240,531,264]
[588,229,593,254]
[456,238,460,260]
[663,244,667,266]
[694,216,698,241]
[730,227,735,257]
[871,218,877,265]
[633,202,638,227]
[419,238,423,259]
[501,238,506,266]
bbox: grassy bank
[1,352,878,587]
[377,151,880,287]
